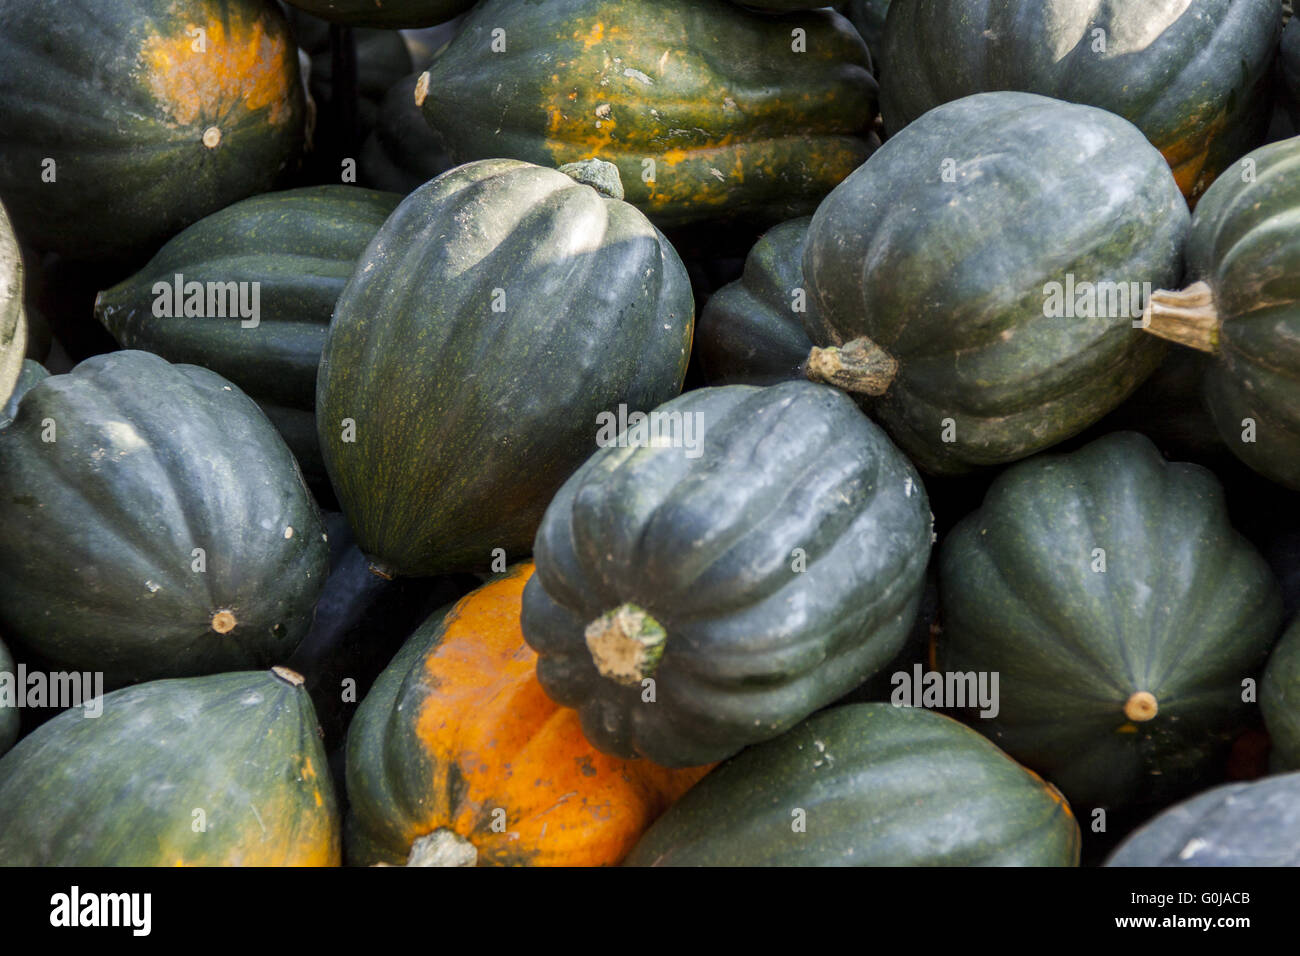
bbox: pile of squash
[2,0,1300,868]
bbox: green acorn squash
[625,703,1080,866]
[696,217,815,386]
[317,158,693,578]
[0,0,307,264]
[0,359,47,429]
[880,0,1280,203]
[415,0,878,227]
[0,667,340,865]
[359,73,455,195]
[1107,771,1300,866]
[0,200,25,410]
[284,0,473,29]
[803,92,1187,474]
[938,432,1283,813]
[94,185,400,485]
[0,351,329,687]
[0,637,16,757]
[1263,616,1300,771]
[521,381,932,768]
[1141,137,1300,491]
[847,1,891,66]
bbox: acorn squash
[803,92,1187,474]
[0,359,47,429]
[317,158,693,578]
[847,1,891,70]
[880,0,1280,203]
[522,381,933,768]
[625,703,1080,866]
[0,351,329,687]
[284,0,473,29]
[94,185,400,484]
[0,200,25,411]
[358,73,455,195]
[0,667,339,865]
[1107,771,1300,866]
[0,0,307,263]
[1263,616,1300,771]
[1141,136,1300,491]
[695,217,815,386]
[938,432,1283,813]
[0,638,16,757]
[415,0,878,227]
[345,566,710,867]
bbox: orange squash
[344,565,711,866]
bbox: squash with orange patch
[415,0,878,227]
[0,668,340,865]
[344,566,712,867]
[0,0,307,263]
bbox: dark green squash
[0,667,340,865]
[522,381,933,768]
[94,185,400,484]
[880,0,1280,203]
[1141,136,1300,491]
[0,358,47,429]
[0,351,329,687]
[803,92,1187,474]
[0,200,25,410]
[1281,16,1300,133]
[317,158,693,578]
[0,637,16,757]
[1263,616,1300,771]
[938,431,1283,813]
[284,0,473,29]
[0,0,307,264]
[359,73,455,195]
[1107,771,1300,866]
[625,703,1080,866]
[695,217,815,386]
[415,0,878,227]
[846,0,891,71]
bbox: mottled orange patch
[410,566,712,867]
[1024,766,1075,822]
[140,11,296,131]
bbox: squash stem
[803,337,898,396]
[585,604,666,685]
[407,828,478,867]
[1124,691,1159,722]
[1139,281,1220,353]
[559,159,626,201]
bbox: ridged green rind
[0,670,340,865]
[284,0,473,29]
[880,0,1279,200]
[938,431,1282,812]
[522,381,933,767]
[1107,772,1300,866]
[0,358,45,428]
[696,217,815,386]
[625,703,1080,866]
[1183,136,1300,490]
[317,158,693,577]
[0,351,329,686]
[805,92,1187,474]
[1262,617,1300,771]
[0,0,306,262]
[418,0,877,227]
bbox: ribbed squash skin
[95,186,400,482]
[0,358,47,428]
[0,638,16,757]
[625,704,1080,866]
[317,159,693,577]
[0,201,24,410]
[284,0,473,29]
[804,92,1187,474]
[939,432,1283,813]
[522,381,932,768]
[345,566,710,867]
[880,0,1280,203]
[0,351,328,687]
[1107,772,1300,866]
[1173,137,1300,490]
[0,0,307,263]
[0,669,339,865]
[416,0,878,227]
[696,217,815,386]
[1263,617,1300,771]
